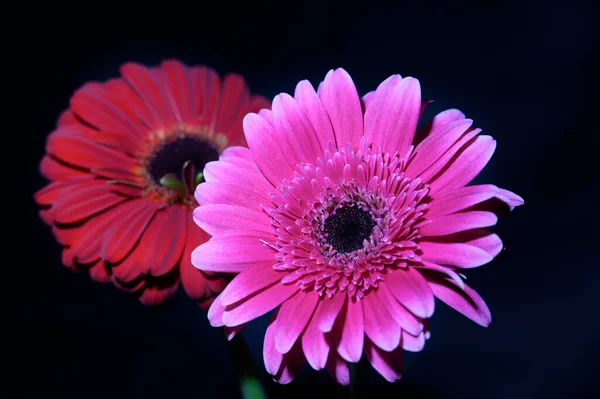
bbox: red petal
[57,109,79,126]
[47,126,136,172]
[34,176,93,206]
[138,279,180,306]
[161,59,193,123]
[40,156,87,180]
[71,205,126,264]
[191,66,221,129]
[215,74,249,140]
[51,183,129,224]
[101,199,158,264]
[139,205,188,276]
[88,260,112,283]
[70,82,147,138]
[180,211,225,304]
[120,63,173,125]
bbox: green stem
[224,331,268,399]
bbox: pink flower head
[192,69,523,384]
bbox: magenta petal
[317,293,347,332]
[406,119,473,178]
[419,241,493,268]
[428,277,492,327]
[293,80,336,149]
[415,108,466,144]
[193,204,271,235]
[203,158,274,193]
[302,306,331,370]
[401,330,426,352]
[429,135,497,195]
[222,283,298,327]
[465,230,504,257]
[385,267,435,318]
[362,292,401,351]
[364,338,403,382]
[336,298,364,362]
[272,93,324,164]
[376,283,423,336]
[191,232,276,273]
[364,75,421,157]
[496,188,525,210]
[318,68,363,149]
[244,112,295,186]
[325,354,350,386]
[207,293,226,327]
[427,184,499,219]
[220,264,283,306]
[194,182,271,211]
[275,291,319,354]
[274,343,306,384]
[420,211,497,237]
[263,310,284,375]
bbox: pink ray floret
[191,68,523,384]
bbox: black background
[14,0,598,398]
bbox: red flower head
[192,69,523,383]
[35,60,270,307]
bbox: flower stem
[224,330,268,399]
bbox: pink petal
[318,68,363,149]
[220,264,283,306]
[317,293,347,332]
[194,182,270,211]
[420,211,497,237]
[193,204,271,236]
[273,341,306,384]
[207,292,226,327]
[325,354,350,386]
[419,241,493,268]
[222,282,298,327]
[406,118,473,178]
[415,261,464,289]
[264,310,283,375]
[496,188,525,211]
[364,75,421,156]
[464,229,504,257]
[294,80,336,149]
[429,135,497,195]
[414,108,466,145]
[243,112,295,186]
[385,267,435,318]
[428,277,492,326]
[376,283,423,336]
[401,330,426,352]
[362,292,401,351]
[275,290,319,354]
[191,232,276,273]
[336,298,364,362]
[203,157,274,193]
[427,184,499,219]
[364,338,403,382]
[272,93,324,165]
[302,305,331,370]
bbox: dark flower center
[148,136,219,184]
[323,205,376,254]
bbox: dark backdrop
[14,0,598,398]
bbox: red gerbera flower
[35,60,270,307]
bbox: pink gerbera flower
[35,60,269,307]
[192,69,523,383]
